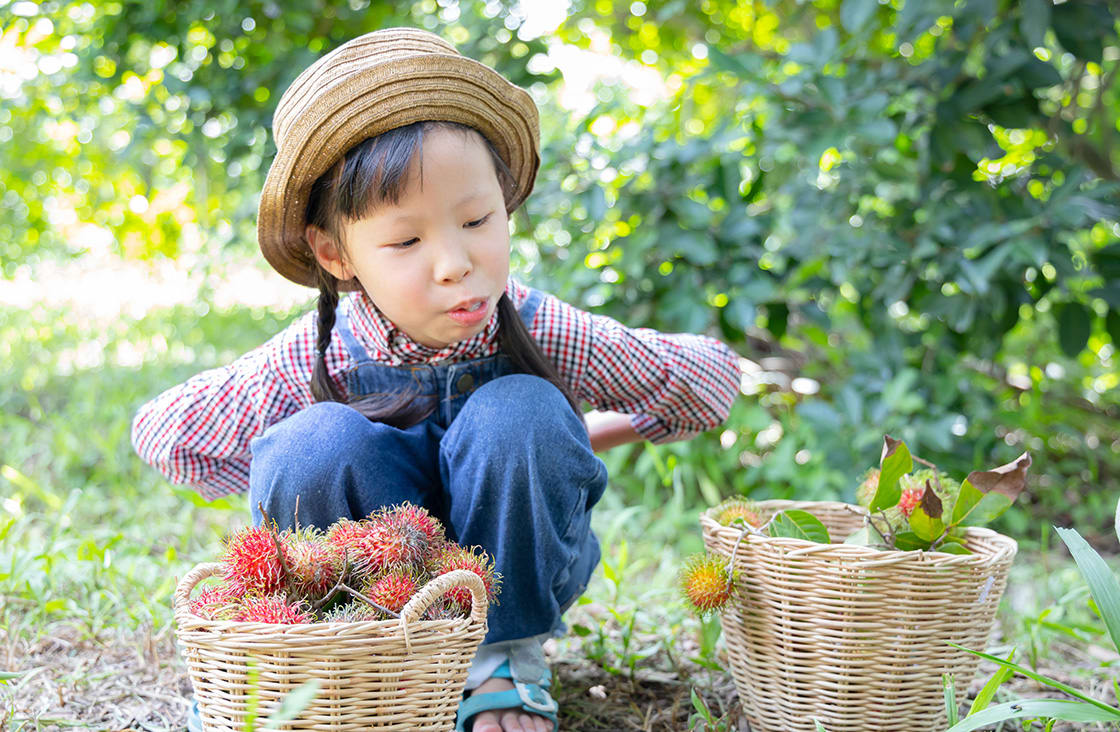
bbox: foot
[469,676,556,732]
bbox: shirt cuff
[631,413,674,444]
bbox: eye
[391,238,419,249]
[464,213,491,229]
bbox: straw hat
[257,28,540,288]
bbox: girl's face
[308,128,511,349]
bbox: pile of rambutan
[187,502,500,624]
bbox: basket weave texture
[174,562,488,731]
[701,500,1017,732]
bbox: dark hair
[304,121,580,428]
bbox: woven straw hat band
[257,28,540,288]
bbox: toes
[472,711,502,732]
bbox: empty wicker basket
[174,562,488,731]
[700,500,1017,732]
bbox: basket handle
[399,569,488,627]
[174,562,224,615]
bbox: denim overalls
[247,287,608,687]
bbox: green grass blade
[1055,526,1120,654]
[943,672,959,725]
[945,699,1120,731]
[968,649,1016,715]
[950,643,1120,715]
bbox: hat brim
[258,54,539,289]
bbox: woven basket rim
[701,499,1018,566]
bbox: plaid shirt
[132,279,741,500]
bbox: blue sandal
[456,659,559,731]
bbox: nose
[432,237,472,284]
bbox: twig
[294,494,301,535]
[257,500,294,603]
[310,553,352,612]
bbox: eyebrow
[386,192,489,224]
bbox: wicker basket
[700,500,1017,732]
[174,562,489,731]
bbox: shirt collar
[347,290,501,364]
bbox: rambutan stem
[257,500,296,603]
[309,555,352,612]
[339,583,400,619]
[293,494,301,535]
[911,454,944,494]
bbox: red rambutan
[284,528,344,601]
[363,567,426,616]
[232,594,311,624]
[220,525,290,595]
[187,581,241,620]
[430,544,500,615]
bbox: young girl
[133,28,740,732]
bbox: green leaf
[263,679,322,723]
[909,502,945,543]
[1114,496,1120,545]
[937,543,972,555]
[1056,527,1120,655]
[840,0,878,34]
[1020,0,1051,48]
[951,453,1031,526]
[871,436,913,513]
[893,531,930,551]
[0,671,21,685]
[768,510,831,544]
[843,526,879,547]
[1057,302,1092,357]
[968,649,1016,715]
[950,644,1120,716]
[946,699,1120,731]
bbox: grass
[1,297,1118,730]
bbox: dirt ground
[0,626,1114,731]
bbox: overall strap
[515,287,545,329]
[333,299,372,365]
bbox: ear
[306,225,354,281]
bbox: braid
[311,265,346,403]
[496,293,581,416]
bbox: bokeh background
[2,0,1119,728]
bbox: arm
[585,409,644,452]
[131,310,328,499]
[516,282,741,444]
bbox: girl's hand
[584,410,643,452]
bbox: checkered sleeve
[523,285,741,443]
[130,309,348,500]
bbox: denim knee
[455,373,585,445]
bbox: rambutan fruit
[320,601,382,623]
[680,553,733,615]
[187,581,240,620]
[220,525,290,595]
[379,502,445,550]
[421,598,463,621]
[232,594,311,624]
[714,497,762,528]
[284,528,344,602]
[430,544,501,615]
[362,567,427,616]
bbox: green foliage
[948,496,1120,730]
[851,435,1030,552]
[3,0,1119,536]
